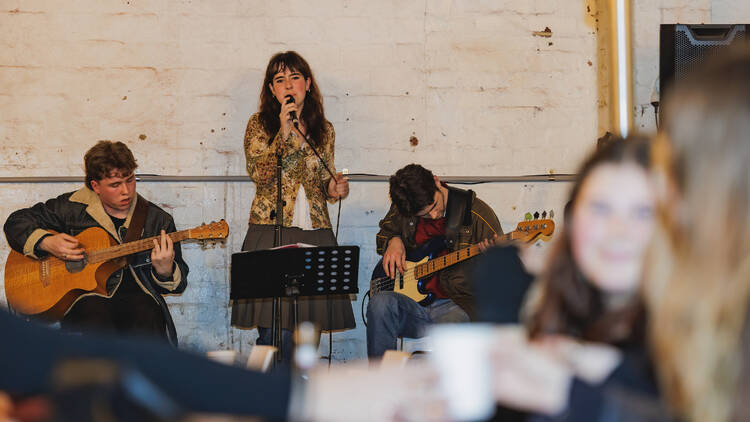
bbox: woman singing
[232,51,355,361]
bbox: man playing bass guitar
[4,141,189,345]
[367,164,501,359]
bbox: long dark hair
[527,135,651,345]
[258,51,327,147]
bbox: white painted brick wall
[1,0,749,361]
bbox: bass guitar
[369,212,554,306]
[4,220,229,320]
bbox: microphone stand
[295,122,340,364]
[271,118,337,365]
[271,136,284,363]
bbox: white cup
[428,323,496,422]
[206,350,237,366]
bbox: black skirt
[230,224,356,331]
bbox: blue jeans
[257,327,294,364]
[366,291,470,359]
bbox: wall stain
[533,27,553,37]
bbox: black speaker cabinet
[660,24,749,100]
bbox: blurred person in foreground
[644,48,750,422]
[488,136,667,421]
[0,308,445,422]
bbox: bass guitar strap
[444,187,474,251]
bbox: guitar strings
[89,230,190,263]
[370,223,551,293]
[369,235,509,291]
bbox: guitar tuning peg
[533,211,539,220]
[542,210,547,219]
[549,210,555,219]
[525,212,532,221]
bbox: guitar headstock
[516,210,555,242]
[189,220,229,240]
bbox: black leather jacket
[4,187,188,345]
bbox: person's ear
[90,180,101,195]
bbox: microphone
[285,95,299,125]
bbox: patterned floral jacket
[244,113,338,229]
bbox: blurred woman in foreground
[488,136,662,420]
[645,49,750,422]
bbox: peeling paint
[533,27,553,37]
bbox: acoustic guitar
[369,212,555,306]
[4,220,229,320]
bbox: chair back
[380,350,411,369]
[246,345,277,372]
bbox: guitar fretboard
[87,230,191,264]
[413,228,541,279]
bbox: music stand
[230,245,359,361]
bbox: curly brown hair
[388,164,437,217]
[84,141,138,189]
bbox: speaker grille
[673,25,748,85]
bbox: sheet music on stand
[230,244,360,300]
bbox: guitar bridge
[39,258,50,287]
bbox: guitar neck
[413,230,526,279]
[88,230,190,263]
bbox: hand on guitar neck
[151,230,175,278]
[477,233,499,253]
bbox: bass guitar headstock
[516,210,555,242]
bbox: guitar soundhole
[64,256,88,274]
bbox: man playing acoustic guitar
[367,164,502,359]
[4,141,189,345]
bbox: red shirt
[415,216,449,298]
